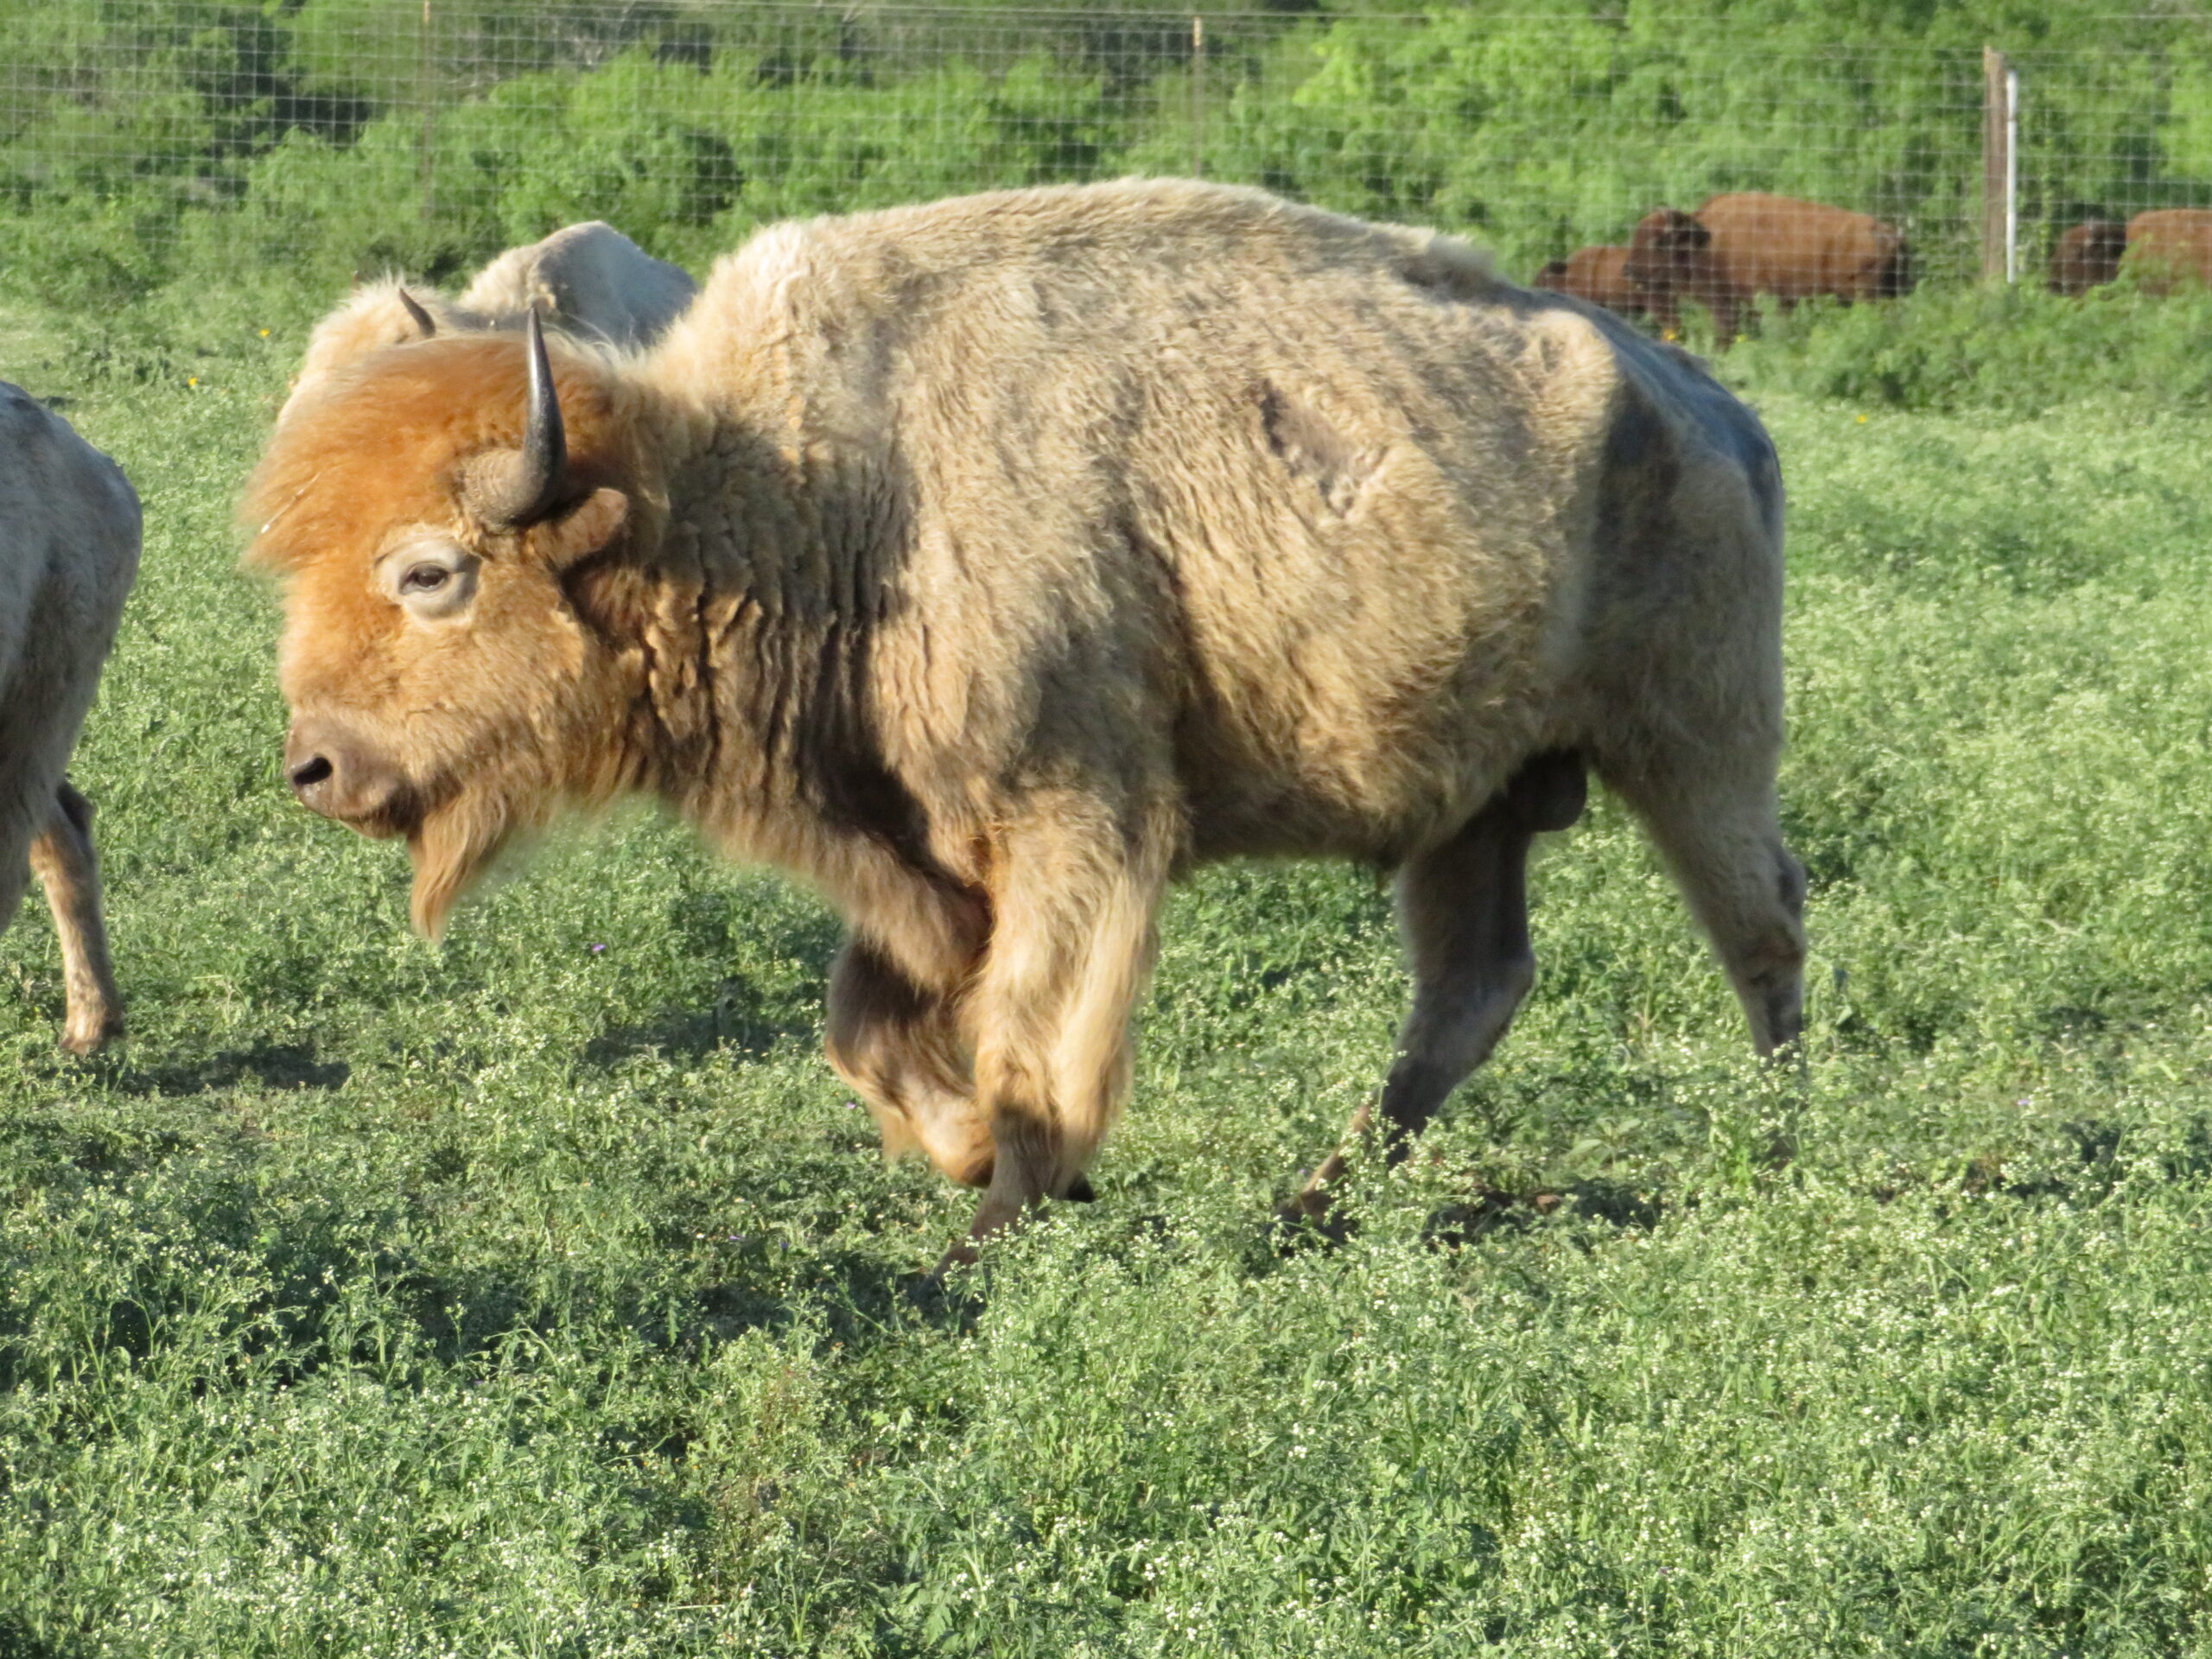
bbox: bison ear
[531,486,629,570]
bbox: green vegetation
[6,0,2212,308]
[7,256,2212,1654]
[1712,280,2212,413]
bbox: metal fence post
[2005,63,2021,284]
[419,0,436,226]
[1189,16,1206,180]
[1981,46,2010,282]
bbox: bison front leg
[1291,751,1586,1224]
[825,938,992,1186]
[950,798,1174,1267]
[29,781,123,1055]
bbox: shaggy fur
[1627,194,1910,343]
[281,222,696,424]
[2121,209,2212,295]
[246,180,1805,1254]
[0,385,139,1052]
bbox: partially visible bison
[282,222,696,423]
[2048,218,2126,296]
[247,181,1804,1262]
[455,221,699,344]
[2121,209,2212,294]
[1532,245,1648,321]
[1620,207,1733,340]
[1,385,139,1053]
[1626,193,1910,343]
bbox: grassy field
[6,298,2212,1656]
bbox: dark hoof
[906,1264,987,1325]
[60,1012,124,1057]
[1270,1198,1356,1255]
[1062,1176,1096,1204]
[1422,1191,1529,1249]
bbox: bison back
[1559,245,1648,317]
[460,222,698,349]
[2123,209,2212,294]
[1695,192,1904,303]
[673,181,1781,862]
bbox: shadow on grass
[95,1043,352,1097]
[1268,1176,1669,1265]
[1425,1179,1664,1249]
[23,1225,965,1408]
[0,1614,64,1659]
[376,1240,975,1384]
[582,980,823,1070]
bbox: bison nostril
[290,755,334,791]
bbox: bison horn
[472,307,569,528]
[397,287,436,338]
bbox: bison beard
[407,795,518,940]
[247,181,1806,1270]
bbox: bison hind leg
[1604,755,1806,1057]
[1290,751,1586,1223]
[31,780,123,1055]
[1377,753,1586,1136]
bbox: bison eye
[382,543,479,618]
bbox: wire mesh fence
[4,3,2211,302]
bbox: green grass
[7,300,2212,1656]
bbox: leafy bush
[1717,279,2212,412]
[9,0,2212,308]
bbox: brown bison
[1626,193,1910,344]
[282,222,697,424]
[248,181,1805,1261]
[2121,209,2212,294]
[1532,245,1649,321]
[2048,219,2126,296]
[2,385,138,1052]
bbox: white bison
[281,222,696,423]
[247,181,1805,1260]
[2,385,139,1052]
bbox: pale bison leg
[1292,751,1586,1221]
[1611,760,1806,1056]
[29,781,123,1056]
[952,798,1173,1261]
[824,938,990,1185]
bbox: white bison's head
[245,315,655,934]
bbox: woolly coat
[611,179,1783,882]
[250,180,1794,1219]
